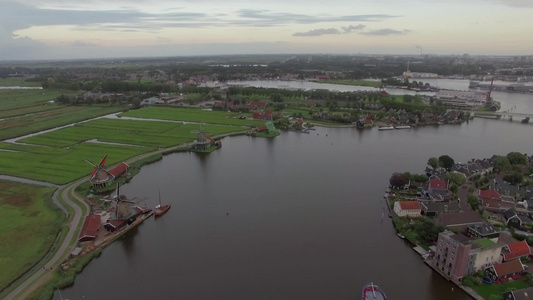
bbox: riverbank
[2,129,250,300]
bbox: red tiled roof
[429,178,447,190]
[109,162,129,177]
[78,215,101,241]
[399,201,421,210]
[505,240,531,260]
[364,119,373,125]
[479,189,501,201]
[493,259,524,277]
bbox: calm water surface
[58,116,532,300]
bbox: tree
[438,155,455,170]
[467,195,480,210]
[389,172,409,189]
[494,156,511,172]
[446,172,466,186]
[427,157,439,170]
[503,173,523,186]
[507,152,528,166]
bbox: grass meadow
[120,106,265,127]
[0,180,61,291]
[0,117,248,184]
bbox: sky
[1,0,532,61]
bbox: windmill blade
[99,154,108,167]
[84,159,98,168]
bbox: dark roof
[468,222,500,236]
[437,211,483,227]
[509,287,533,300]
[504,208,518,220]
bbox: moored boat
[394,125,411,129]
[154,190,171,217]
[378,126,395,131]
[362,282,387,300]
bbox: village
[386,152,533,299]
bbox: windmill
[191,122,212,151]
[85,154,114,188]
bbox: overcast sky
[1,0,532,61]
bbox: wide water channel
[58,79,532,299]
[59,120,532,300]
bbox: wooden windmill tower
[85,154,114,188]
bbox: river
[57,80,532,300]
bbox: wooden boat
[378,126,395,131]
[154,191,171,217]
[362,282,387,300]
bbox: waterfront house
[433,231,474,283]
[393,200,422,217]
[485,259,525,282]
[78,215,101,242]
[502,286,533,300]
[472,238,504,272]
[501,240,531,262]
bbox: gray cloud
[360,28,410,36]
[342,24,366,33]
[293,28,341,36]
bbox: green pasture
[120,106,264,127]
[0,142,150,184]
[19,118,244,148]
[0,180,61,291]
[0,89,64,112]
[0,105,123,140]
[0,77,42,87]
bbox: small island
[386,152,533,300]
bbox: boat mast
[371,282,376,298]
[158,190,162,206]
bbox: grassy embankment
[0,180,61,291]
[317,79,383,87]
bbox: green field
[0,89,62,112]
[0,117,247,184]
[0,104,123,140]
[0,180,61,291]
[0,78,42,87]
[120,106,265,127]
[0,142,151,184]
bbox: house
[425,177,449,200]
[433,231,475,283]
[467,222,501,240]
[503,209,522,228]
[503,287,533,300]
[435,211,484,229]
[501,240,531,262]
[420,201,460,217]
[485,259,524,281]
[479,189,517,213]
[393,201,421,217]
[471,238,504,272]
[78,215,101,242]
